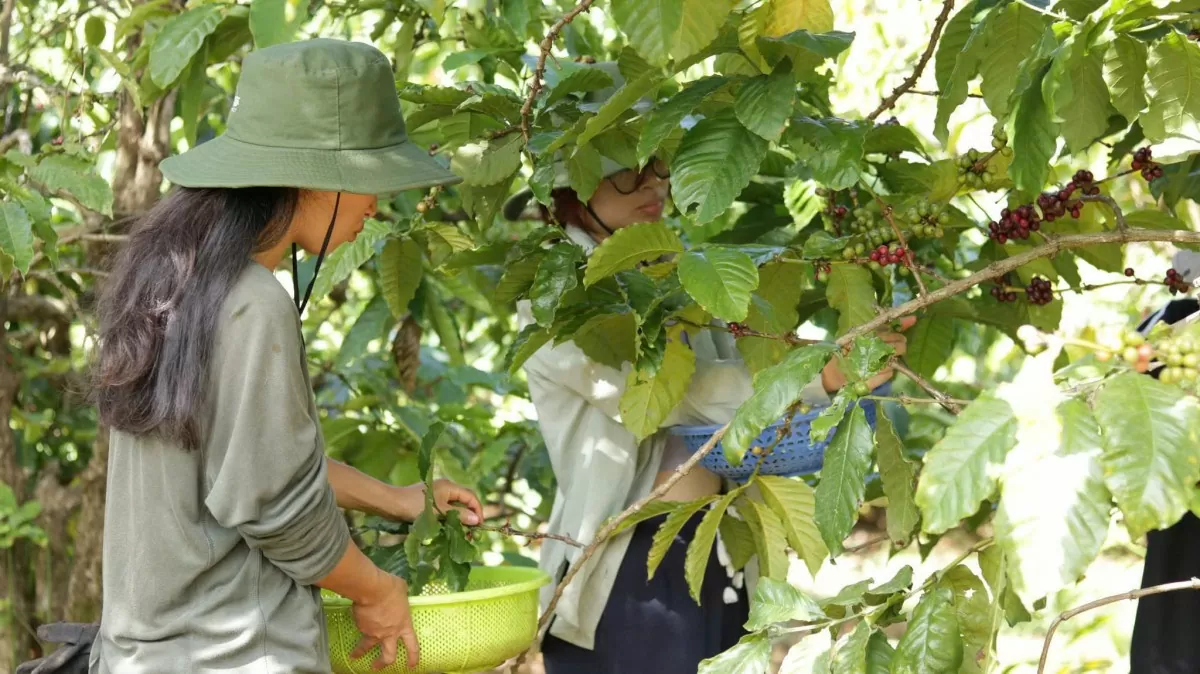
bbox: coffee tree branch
[867,0,957,121]
[474,523,584,549]
[1037,578,1200,673]
[518,0,598,143]
[893,360,962,414]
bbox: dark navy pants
[542,513,750,674]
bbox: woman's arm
[326,458,483,525]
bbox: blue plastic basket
[669,383,890,482]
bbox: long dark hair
[93,187,298,449]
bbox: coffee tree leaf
[780,632,834,674]
[647,496,716,578]
[738,496,790,580]
[865,631,895,674]
[978,1,1049,120]
[150,5,223,88]
[698,633,771,674]
[178,42,209,148]
[335,295,393,370]
[831,620,870,674]
[934,0,979,90]
[451,133,523,186]
[786,117,867,190]
[915,392,1019,535]
[505,324,553,376]
[30,154,114,216]
[1007,65,1058,198]
[809,392,850,445]
[621,325,696,441]
[567,142,604,202]
[530,243,584,327]
[573,308,640,369]
[719,513,757,570]
[577,68,667,146]
[443,510,478,564]
[905,315,954,379]
[814,406,874,555]
[379,238,424,319]
[826,264,876,337]
[249,0,309,48]
[638,76,731,165]
[764,0,834,36]
[545,61,615,105]
[0,202,34,276]
[611,0,683,65]
[876,413,920,545]
[744,577,825,632]
[891,588,963,673]
[685,490,738,602]
[758,475,828,575]
[735,70,795,141]
[1104,35,1148,124]
[978,546,1032,627]
[584,222,683,286]
[494,252,543,305]
[1142,31,1200,143]
[675,0,736,63]
[1093,371,1200,538]
[724,343,837,463]
[935,565,991,667]
[1043,41,1110,154]
[756,29,855,73]
[935,8,992,142]
[672,112,771,225]
[308,219,391,303]
[678,248,759,322]
[863,123,925,155]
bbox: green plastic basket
[323,566,550,674]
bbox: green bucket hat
[502,61,651,221]
[160,38,460,195]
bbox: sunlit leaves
[451,133,522,186]
[379,239,424,318]
[583,222,684,286]
[30,155,113,216]
[904,315,954,379]
[671,112,770,225]
[647,497,714,578]
[1142,31,1200,143]
[876,413,920,545]
[611,0,733,66]
[678,248,760,322]
[814,406,874,555]
[685,491,737,602]
[249,0,309,48]
[620,326,696,441]
[891,588,963,673]
[1104,35,1148,124]
[1042,37,1111,154]
[915,393,1018,535]
[786,117,867,190]
[150,4,223,87]
[825,264,875,337]
[978,2,1050,120]
[745,577,824,631]
[739,496,790,580]
[0,202,34,276]
[758,476,828,575]
[309,220,392,303]
[735,70,796,141]
[1007,66,1058,196]
[698,633,771,674]
[638,77,730,165]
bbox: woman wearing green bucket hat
[82,38,483,674]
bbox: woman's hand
[350,570,420,670]
[821,316,917,394]
[392,479,483,525]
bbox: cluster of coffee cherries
[1132,146,1164,181]
[989,274,1019,303]
[1165,268,1192,295]
[1153,333,1200,388]
[902,199,949,238]
[814,260,833,283]
[1117,330,1155,373]
[844,207,899,248]
[957,148,1002,189]
[869,244,909,267]
[1025,276,1054,305]
[987,205,1041,243]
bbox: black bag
[15,622,99,674]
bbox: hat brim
[160,134,462,195]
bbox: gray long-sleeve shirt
[90,262,350,673]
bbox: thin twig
[864,394,973,407]
[475,523,585,548]
[1037,578,1200,673]
[908,89,984,99]
[518,0,598,143]
[867,0,957,121]
[676,317,817,346]
[892,360,962,414]
[1078,193,1128,231]
[843,535,890,554]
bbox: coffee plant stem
[893,360,962,414]
[860,180,928,295]
[1077,194,1128,230]
[1095,167,1138,186]
[675,317,818,346]
[867,0,957,121]
[864,394,974,406]
[1037,578,1200,673]
[473,523,585,549]
[518,0,598,143]
[908,89,984,99]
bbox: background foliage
[2,0,1200,671]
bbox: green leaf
[676,0,736,63]
[758,475,828,575]
[756,29,855,72]
[0,202,34,276]
[935,9,991,142]
[30,155,114,216]
[868,566,914,597]
[1054,0,1106,19]
[826,264,876,337]
[1043,41,1110,153]
[425,289,464,366]
[451,133,523,187]
[638,77,730,165]
[32,220,57,268]
[495,253,543,304]
[786,117,867,191]
[544,61,615,105]
[866,632,895,674]
[1007,66,1058,197]
[686,490,738,603]
[308,220,391,303]
[611,499,693,536]
[719,514,757,570]
[995,398,1111,604]
[810,394,851,445]
[150,5,223,88]
[1093,371,1200,538]
[815,406,874,555]
[698,633,772,674]
[832,621,871,674]
[443,510,478,564]
[584,222,684,286]
[611,0,683,65]
[647,497,716,578]
[724,344,837,462]
[843,334,893,382]
[379,239,424,319]
[780,633,834,674]
[762,0,835,36]
[824,578,873,607]
[249,0,309,48]
[739,496,790,580]
[978,2,1050,120]
[1125,209,1190,230]
[735,71,796,141]
[505,324,552,376]
[678,248,760,322]
[335,295,392,369]
[864,124,926,155]
[876,412,920,546]
[935,1,979,90]
[567,142,604,202]
[577,69,667,147]
[978,547,1032,627]
[935,566,991,668]
[530,244,584,327]
[1142,31,1200,143]
[1104,35,1148,123]
[178,42,209,148]
[904,315,954,379]
[672,112,770,224]
[745,577,824,632]
[621,326,696,440]
[915,393,1019,535]
[573,309,640,369]
[891,588,963,674]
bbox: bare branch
[867,0,957,121]
[835,226,1200,348]
[892,360,962,414]
[1038,578,1200,673]
[1078,193,1128,230]
[474,523,584,549]
[518,0,598,143]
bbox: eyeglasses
[607,158,670,194]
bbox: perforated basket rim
[323,566,550,608]
[666,382,893,437]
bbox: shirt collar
[564,224,599,255]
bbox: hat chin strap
[584,202,615,238]
[292,192,342,314]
